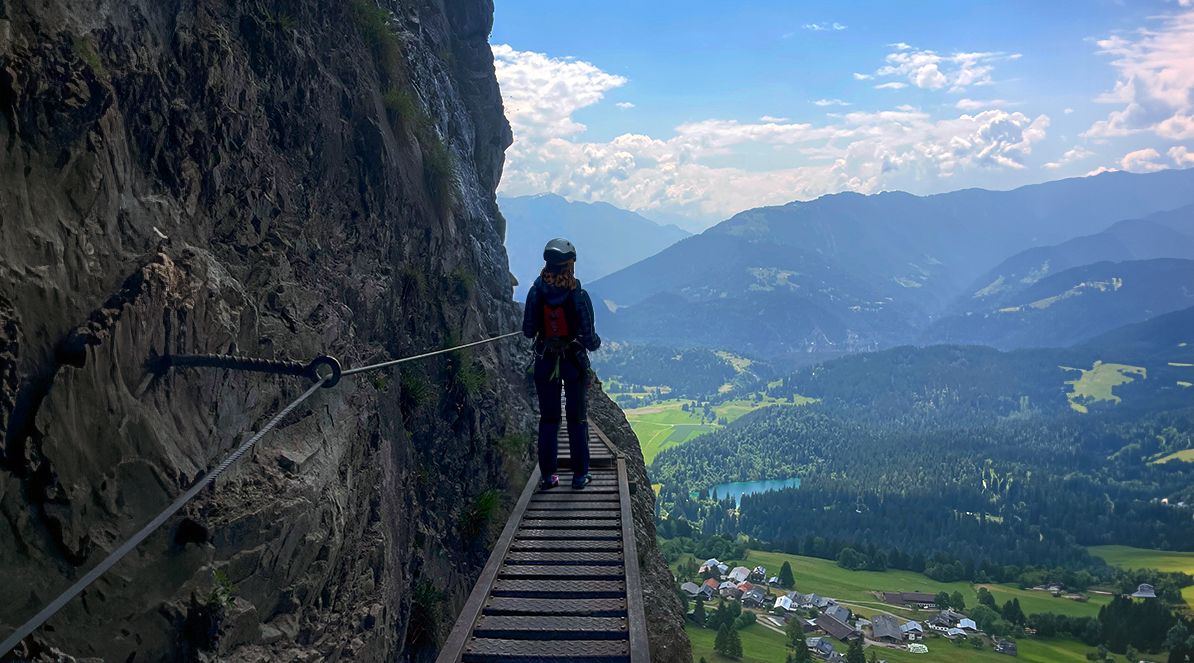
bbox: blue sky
[491,0,1194,229]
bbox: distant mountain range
[925,257,1194,349]
[500,193,689,300]
[949,205,1194,310]
[590,169,1194,357]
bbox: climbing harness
[0,331,520,656]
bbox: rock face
[0,0,538,660]
[588,379,692,663]
[0,1,689,659]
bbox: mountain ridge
[591,169,1194,356]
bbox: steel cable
[1,330,521,656]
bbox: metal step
[482,597,627,617]
[437,419,646,663]
[462,638,630,662]
[472,615,628,640]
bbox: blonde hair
[540,259,577,290]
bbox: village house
[720,580,742,599]
[995,638,1018,656]
[959,618,978,633]
[807,637,836,659]
[767,576,782,586]
[945,627,968,639]
[743,586,768,608]
[700,577,718,600]
[871,614,905,644]
[749,565,768,582]
[1132,583,1157,599]
[728,566,752,583]
[824,603,851,624]
[815,614,861,643]
[680,582,701,598]
[900,620,925,640]
[774,595,793,612]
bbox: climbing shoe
[539,474,560,491]
[571,473,592,490]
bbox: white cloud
[873,45,1019,93]
[615,101,636,110]
[1168,145,1194,165]
[853,72,874,81]
[1044,145,1095,169]
[956,98,1014,111]
[494,45,1050,221]
[1064,107,1075,114]
[1120,147,1168,172]
[804,22,847,31]
[875,82,908,90]
[814,98,852,107]
[1085,166,1119,177]
[492,44,626,142]
[1085,9,1194,139]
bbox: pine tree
[715,623,731,656]
[727,624,743,659]
[978,587,997,609]
[845,639,866,663]
[792,634,813,663]
[785,615,804,646]
[693,597,706,627]
[779,561,795,588]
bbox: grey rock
[0,0,534,660]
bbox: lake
[706,477,802,505]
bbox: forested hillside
[650,334,1194,580]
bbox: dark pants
[534,352,590,479]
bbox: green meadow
[682,548,1126,663]
[1090,544,1194,607]
[623,396,812,464]
[1151,448,1194,464]
[1061,361,1146,413]
[742,549,1108,619]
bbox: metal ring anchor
[306,355,342,388]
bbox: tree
[779,561,795,588]
[1165,622,1189,663]
[785,616,804,646]
[845,639,866,663]
[978,587,997,609]
[950,591,966,611]
[735,612,756,629]
[934,591,952,609]
[714,623,731,656]
[726,624,743,658]
[693,596,706,627]
[1001,599,1025,626]
[792,634,813,663]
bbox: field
[742,549,1109,619]
[1090,544,1194,607]
[622,396,812,464]
[1152,448,1194,464]
[686,622,789,663]
[682,547,1120,662]
[869,636,1093,663]
[688,618,1098,663]
[1061,361,1147,413]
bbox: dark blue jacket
[523,277,601,353]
